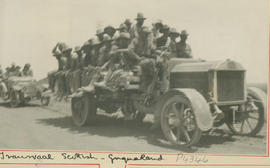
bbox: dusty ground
[0,99,267,155]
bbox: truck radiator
[217,71,245,102]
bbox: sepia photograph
[0,0,268,156]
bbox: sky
[0,0,269,82]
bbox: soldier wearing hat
[117,23,128,33]
[14,65,22,77]
[124,19,132,34]
[130,12,146,39]
[156,24,171,49]
[129,26,157,95]
[176,30,192,58]
[168,27,180,58]
[151,19,163,41]
[96,28,104,42]
[109,32,136,70]
[22,63,33,77]
[57,43,73,97]
[104,25,116,39]
[97,34,114,67]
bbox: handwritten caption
[0,152,208,164]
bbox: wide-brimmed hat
[117,32,131,40]
[96,28,104,35]
[104,25,116,33]
[24,63,31,68]
[81,38,96,50]
[180,30,189,36]
[103,34,113,42]
[169,27,180,36]
[135,12,146,20]
[161,24,169,31]
[124,19,132,25]
[74,46,81,52]
[61,43,72,53]
[15,65,21,69]
[154,19,163,27]
[117,23,127,31]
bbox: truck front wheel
[161,94,202,147]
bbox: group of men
[0,63,33,79]
[48,13,193,100]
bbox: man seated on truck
[22,63,33,77]
[128,26,157,98]
[176,30,193,58]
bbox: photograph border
[0,13,268,168]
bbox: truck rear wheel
[226,87,266,136]
[161,94,202,147]
[10,90,21,108]
[71,94,97,127]
[41,96,50,106]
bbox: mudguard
[157,88,213,131]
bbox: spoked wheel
[161,94,202,147]
[41,96,50,106]
[10,90,21,108]
[226,87,266,136]
[71,94,97,127]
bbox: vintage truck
[71,57,267,147]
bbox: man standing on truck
[176,30,193,58]
[130,13,146,39]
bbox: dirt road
[0,100,267,155]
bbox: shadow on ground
[0,102,40,108]
[36,114,264,152]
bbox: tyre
[160,93,202,147]
[9,90,21,108]
[226,87,266,136]
[41,96,50,106]
[71,94,97,127]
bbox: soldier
[47,42,64,92]
[128,26,156,95]
[14,66,22,76]
[124,19,132,33]
[168,27,180,58]
[156,24,171,49]
[130,12,146,39]
[94,32,133,90]
[176,30,193,58]
[61,44,73,96]
[22,63,33,77]
[116,23,128,33]
[74,46,84,69]
[96,28,104,43]
[9,62,16,73]
[151,20,163,42]
[104,25,116,39]
[68,46,82,93]
[97,34,114,67]
[109,32,135,70]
